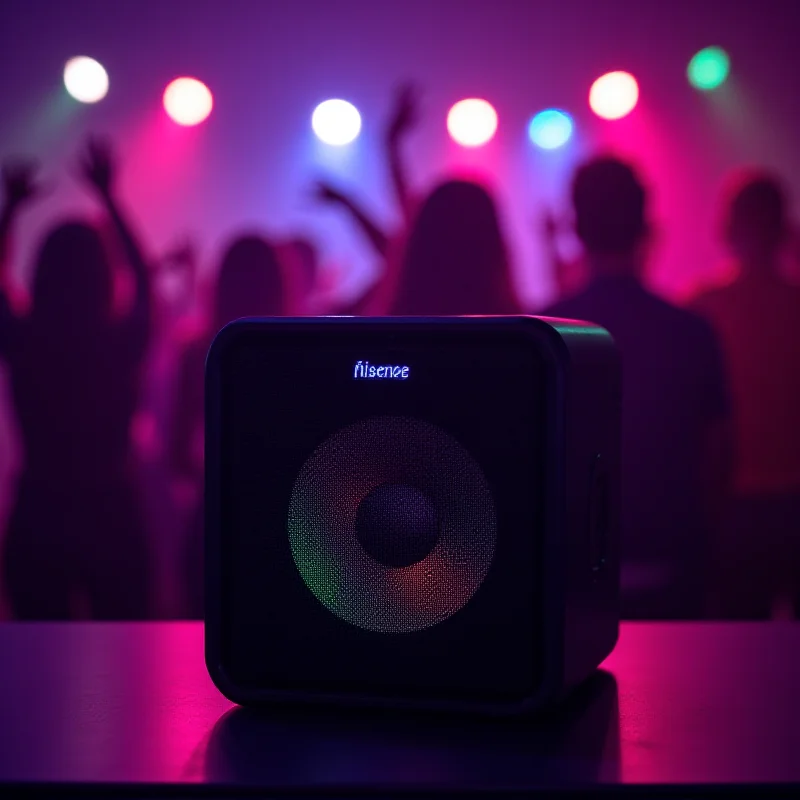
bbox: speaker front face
[207,318,549,709]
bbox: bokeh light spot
[528,109,574,149]
[163,77,213,126]
[688,47,730,91]
[447,98,498,147]
[311,99,362,146]
[589,71,639,120]
[63,56,109,104]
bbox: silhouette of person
[0,140,152,620]
[170,234,285,617]
[312,84,421,315]
[543,156,733,619]
[692,172,800,619]
[390,179,520,315]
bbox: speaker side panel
[553,320,622,694]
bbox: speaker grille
[287,416,497,633]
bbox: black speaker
[205,316,621,715]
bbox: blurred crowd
[1,86,798,621]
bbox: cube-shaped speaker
[205,316,621,714]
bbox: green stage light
[688,47,730,91]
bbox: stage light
[447,98,498,147]
[63,56,109,104]
[589,71,639,120]
[311,99,362,146]
[688,47,730,91]
[529,109,573,150]
[163,78,213,126]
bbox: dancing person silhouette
[692,171,800,619]
[0,140,153,619]
[390,179,520,315]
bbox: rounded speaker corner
[206,319,250,367]
[205,656,252,707]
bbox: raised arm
[385,84,420,229]
[80,138,151,333]
[1,161,41,293]
[314,180,389,258]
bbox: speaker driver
[287,416,497,633]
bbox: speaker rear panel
[215,323,546,704]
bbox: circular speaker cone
[355,483,440,568]
[287,416,497,633]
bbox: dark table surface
[0,622,798,796]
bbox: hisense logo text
[353,361,410,380]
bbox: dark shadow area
[201,670,620,793]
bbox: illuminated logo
[353,361,409,380]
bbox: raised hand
[313,180,345,205]
[312,181,388,258]
[80,137,116,197]
[77,136,149,306]
[2,160,42,210]
[386,83,420,143]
